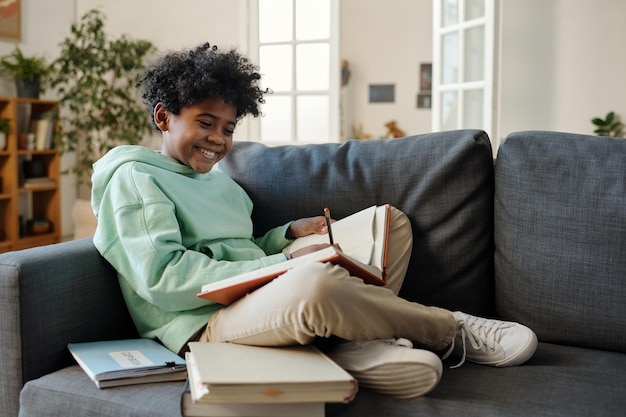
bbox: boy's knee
[276,262,348,302]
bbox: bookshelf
[0,97,60,253]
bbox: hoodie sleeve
[92,160,289,312]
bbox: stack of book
[182,342,358,417]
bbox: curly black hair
[136,42,266,128]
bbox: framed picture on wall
[0,0,20,41]
[419,63,432,91]
[417,93,431,109]
[369,84,395,103]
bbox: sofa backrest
[495,131,626,353]
[220,130,496,317]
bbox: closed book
[68,338,187,388]
[186,342,357,404]
[29,111,55,150]
[23,177,55,188]
[197,204,390,305]
[181,381,324,417]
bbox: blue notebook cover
[68,338,186,388]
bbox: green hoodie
[91,145,292,353]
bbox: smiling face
[155,97,237,173]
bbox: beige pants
[202,207,456,351]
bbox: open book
[196,204,391,305]
[185,342,357,404]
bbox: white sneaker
[327,338,442,398]
[443,312,538,368]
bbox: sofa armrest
[0,238,137,417]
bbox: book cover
[197,246,383,305]
[181,380,324,417]
[68,338,187,388]
[196,204,390,305]
[186,342,357,404]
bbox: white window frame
[244,0,340,144]
[432,0,497,142]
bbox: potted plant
[0,47,50,98]
[48,9,156,195]
[591,111,625,138]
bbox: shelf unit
[0,97,60,253]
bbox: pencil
[323,207,334,245]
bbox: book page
[283,206,378,265]
[371,205,390,271]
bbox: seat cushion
[328,343,626,417]
[21,345,626,417]
[19,366,184,417]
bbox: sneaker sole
[348,361,442,399]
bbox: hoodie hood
[91,145,197,217]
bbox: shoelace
[442,316,505,368]
[391,337,413,348]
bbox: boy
[91,43,537,399]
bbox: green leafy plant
[591,111,624,137]
[0,47,51,97]
[48,9,156,189]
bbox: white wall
[0,0,75,91]
[3,0,624,239]
[76,0,246,52]
[340,0,433,139]
[499,0,626,140]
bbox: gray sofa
[2,129,625,416]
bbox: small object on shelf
[22,177,55,188]
[27,218,51,235]
[0,117,10,150]
[23,160,44,178]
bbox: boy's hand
[286,216,332,239]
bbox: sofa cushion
[19,366,183,417]
[21,344,626,417]
[329,343,626,417]
[494,131,626,352]
[220,130,496,316]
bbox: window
[432,0,497,140]
[247,0,340,144]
